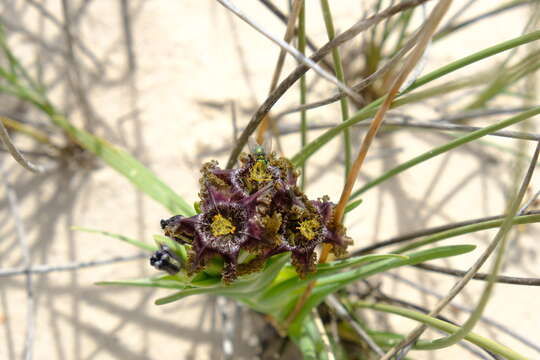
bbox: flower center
[297,219,321,240]
[249,161,272,182]
[210,213,236,236]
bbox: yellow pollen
[297,219,321,240]
[210,214,236,236]
[249,161,272,182]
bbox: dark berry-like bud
[160,219,168,229]
[150,245,181,275]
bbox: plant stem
[355,301,529,360]
[349,106,540,200]
[333,0,453,228]
[256,0,304,145]
[416,141,540,350]
[0,116,44,172]
[226,0,434,169]
[0,116,54,146]
[320,0,351,178]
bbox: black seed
[149,246,181,275]
[160,219,168,229]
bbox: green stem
[320,0,351,177]
[466,49,540,109]
[0,116,56,147]
[396,213,540,253]
[354,301,529,360]
[417,141,538,351]
[349,106,540,201]
[292,30,540,167]
[407,30,540,92]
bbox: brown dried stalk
[256,0,304,145]
[284,0,447,329]
[226,0,434,169]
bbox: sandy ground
[0,1,539,359]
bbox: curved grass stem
[411,141,540,351]
[380,140,540,359]
[320,0,351,178]
[355,301,529,360]
[349,106,540,201]
[333,0,453,228]
[0,116,44,173]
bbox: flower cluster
[153,149,352,283]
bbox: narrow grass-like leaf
[96,275,189,289]
[396,213,540,253]
[466,49,540,109]
[349,106,540,200]
[51,114,194,216]
[339,324,434,349]
[315,253,408,272]
[355,301,528,360]
[73,226,157,252]
[155,253,290,305]
[286,245,476,333]
[320,0,352,177]
[345,198,363,213]
[253,245,475,329]
[292,30,540,167]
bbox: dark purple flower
[312,196,353,257]
[161,182,281,283]
[155,150,352,283]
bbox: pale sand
[0,1,538,359]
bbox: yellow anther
[249,161,272,182]
[210,214,236,236]
[297,219,321,240]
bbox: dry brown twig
[327,0,454,261]
[225,0,434,169]
[285,0,452,330]
[381,139,540,359]
[0,116,44,173]
[216,0,363,105]
[256,0,304,145]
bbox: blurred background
[0,1,539,359]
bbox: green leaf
[290,314,330,360]
[155,253,290,305]
[315,253,408,273]
[292,30,540,167]
[50,113,194,216]
[355,301,529,360]
[72,226,157,252]
[153,234,188,262]
[261,245,476,333]
[344,199,363,213]
[96,274,189,289]
[349,106,540,200]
